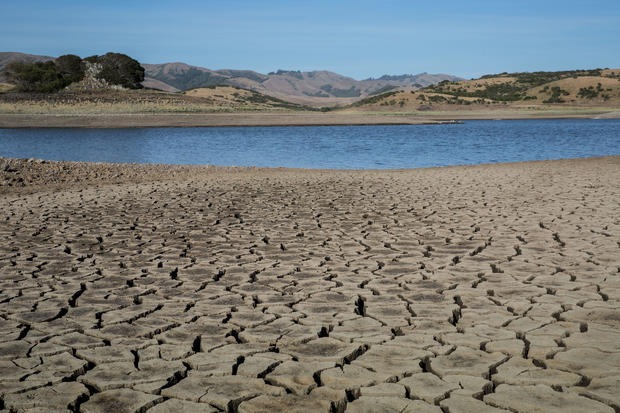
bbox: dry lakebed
[0,156,619,412]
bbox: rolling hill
[348,68,620,111]
[142,62,462,106]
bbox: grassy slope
[345,69,620,115]
[0,86,310,114]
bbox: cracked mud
[0,156,619,412]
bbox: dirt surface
[2,109,619,129]
[0,112,440,128]
[0,156,619,412]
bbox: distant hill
[142,62,462,105]
[349,68,620,111]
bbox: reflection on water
[0,119,619,169]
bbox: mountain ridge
[142,61,463,105]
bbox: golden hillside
[349,69,620,112]
[0,86,309,114]
[527,76,620,104]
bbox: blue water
[0,119,619,169]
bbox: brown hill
[142,63,462,106]
[349,69,620,112]
[527,76,620,104]
[142,78,180,93]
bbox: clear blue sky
[2,0,619,79]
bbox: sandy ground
[1,108,619,128]
[0,156,619,412]
[0,113,439,128]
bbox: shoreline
[2,155,618,194]
[0,113,438,128]
[1,108,619,128]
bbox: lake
[0,119,619,169]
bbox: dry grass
[0,86,304,114]
[527,76,620,104]
[0,83,15,93]
[348,71,620,113]
[602,69,620,78]
[184,86,251,99]
[0,101,259,114]
[346,90,493,112]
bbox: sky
[1,0,619,80]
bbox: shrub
[4,61,69,92]
[543,86,569,103]
[350,91,398,107]
[577,86,599,99]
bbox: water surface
[1,119,618,169]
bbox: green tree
[55,54,85,84]
[4,61,66,92]
[4,52,145,92]
[95,53,145,89]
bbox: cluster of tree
[268,70,304,80]
[4,55,84,93]
[577,83,611,100]
[542,86,570,103]
[480,69,603,84]
[4,52,144,92]
[426,80,530,102]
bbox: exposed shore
[1,156,619,412]
[0,112,438,128]
[1,107,619,128]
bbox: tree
[95,53,145,89]
[55,54,85,84]
[4,61,66,92]
[3,52,145,92]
